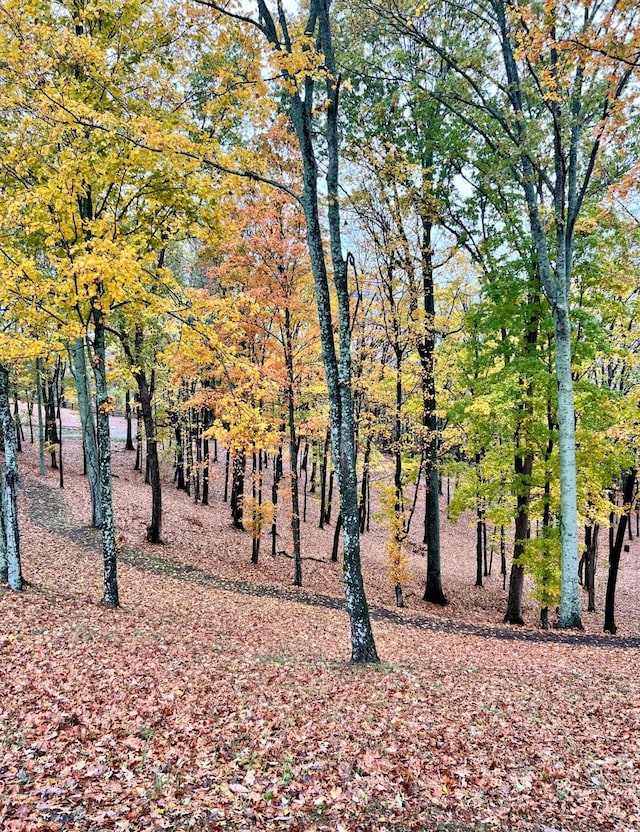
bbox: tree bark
[291,0,378,661]
[251,449,260,564]
[0,366,22,591]
[584,523,598,613]
[125,390,135,451]
[90,318,119,607]
[359,435,371,533]
[0,473,7,584]
[195,0,379,662]
[135,369,162,543]
[285,308,302,586]
[202,408,210,506]
[604,470,636,634]
[231,451,245,530]
[271,444,283,557]
[419,217,447,605]
[70,338,102,528]
[35,358,46,476]
[332,513,343,562]
[552,303,582,628]
[504,452,533,624]
[319,427,329,529]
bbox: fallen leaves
[1,417,640,830]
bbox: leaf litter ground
[1,409,639,831]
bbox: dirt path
[23,474,640,650]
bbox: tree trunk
[90,319,119,607]
[251,449,260,564]
[184,408,193,498]
[494,0,584,629]
[70,338,102,528]
[504,452,533,625]
[135,369,162,543]
[319,427,329,529]
[552,303,582,629]
[44,371,58,470]
[419,213,446,606]
[309,457,317,494]
[35,358,46,476]
[271,444,283,557]
[359,434,371,533]
[132,403,141,470]
[0,366,22,591]
[13,391,22,453]
[331,513,343,562]
[231,451,245,529]
[56,360,64,489]
[0,473,7,584]
[302,442,309,523]
[174,423,186,490]
[26,393,34,445]
[223,448,230,503]
[474,453,484,587]
[395,583,405,608]
[584,523,598,613]
[324,470,334,525]
[193,408,201,503]
[284,310,302,586]
[125,390,135,451]
[234,0,378,663]
[604,470,636,634]
[202,408,210,506]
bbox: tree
[338,5,452,604]
[0,365,22,592]
[0,0,215,604]
[368,0,640,627]
[193,0,379,662]
[208,147,321,583]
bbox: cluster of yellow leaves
[243,496,277,541]
[378,483,412,588]
[270,32,327,96]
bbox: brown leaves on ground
[1,412,639,831]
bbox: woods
[1,0,640,643]
[1,3,640,829]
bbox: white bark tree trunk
[552,300,582,627]
[0,365,22,591]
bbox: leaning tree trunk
[70,337,102,528]
[90,316,119,607]
[0,365,22,591]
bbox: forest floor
[1,408,640,831]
